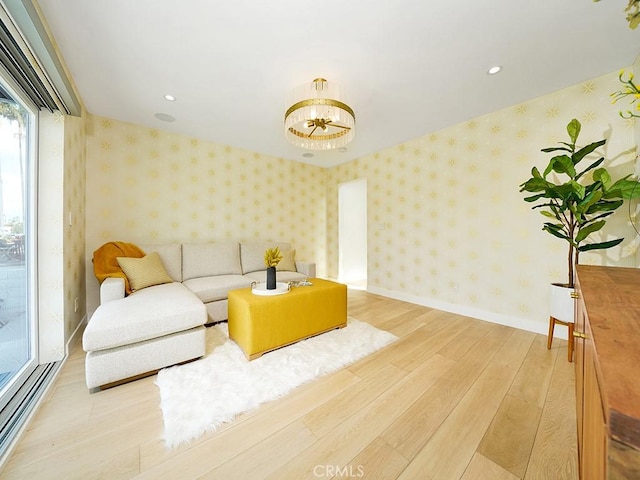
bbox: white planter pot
[549,283,575,323]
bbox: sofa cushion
[182,241,242,280]
[276,249,297,272]
[116,252,174,291]
[138,243,182,281]
[83,282,206,352]
[182,274,252,303]
[240,241,292,274]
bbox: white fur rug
[155,318,397,448]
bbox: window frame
[0,62,39,413]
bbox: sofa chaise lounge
[83,240,315,389]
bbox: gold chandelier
[284,78,355,150]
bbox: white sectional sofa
[83,240,315,389]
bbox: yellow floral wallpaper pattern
[39,110,86,361]
[326,69,637,335]
[63,113,86,343]
[38,110,65,362]
[84,67,637,337]
[84,118,326,313]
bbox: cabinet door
[575,293,586,469]
[582,320,607,479]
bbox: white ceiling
[37,0,639,167]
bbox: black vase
[266,266,276,290]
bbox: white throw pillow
[276,249,297,272]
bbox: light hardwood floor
[0,290,578,479]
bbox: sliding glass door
[0,80,36,413]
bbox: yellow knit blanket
[92,241,145,295]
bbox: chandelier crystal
[284,78,355,150]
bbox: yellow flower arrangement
[611,70,640,119]
[264,246,283,267]
[594,0,639,29]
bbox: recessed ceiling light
[487,66,502,75]
[164,94,176,101]
[302,152,314,158]
[338,147,347,153]
[154,112,176,122]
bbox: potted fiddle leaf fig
[519,118,640,322]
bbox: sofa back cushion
[240,241,292,273]
[138,243,182,282]
[183,241,242,280]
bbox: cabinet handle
[570,291,580,299]
[573,331,588,339]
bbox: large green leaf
[575,157,605,180]
[540,210,559,219]
[519,177,550,193]
[531,201,557,209]
[552,180,585,200]
[572,140,606,165]
[585,199,623,214]
[547,155,576,178]
[541,146,572,153]
[567,118,581,145]
[593,168,611,188]
[575,220,605,243]
[543,223,570,241]
[604,177,640,199]
[523,193,548,203]
[542,184,567,199]
[585,211,615,222]
[577,238,624,251]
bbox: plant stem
[568,210,576,288]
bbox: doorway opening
[338,178,367,289]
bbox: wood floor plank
[4,389,160,471]
[135,370,360,478]
[374,308,433,338]
[477,394,542,478]
[2,420,148,480]
[396,328,536,480]
[346,436,408,480]
[437,317,494,361]
[197,420,317,480]
[302,362,407,438]
[380,323,511,460]
[265,353,457,480]
[461,452,520,480]
[509,334,559,408]
[391,316,469,371]
[0,291,578,480]
[346,316,456,378]
[524,351,578,480]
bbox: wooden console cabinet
[574,265,640,479]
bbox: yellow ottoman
[228,278,347,360]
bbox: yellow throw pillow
[116,252,173,291]
[276,249,297,272]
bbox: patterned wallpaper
[327,69,638,335]
[84,118,326,313]
[63,114,86,343]
[83,67,637,336]
[39,111,86,361]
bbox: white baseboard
[366,285,567,340]
[66,314,87,355]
